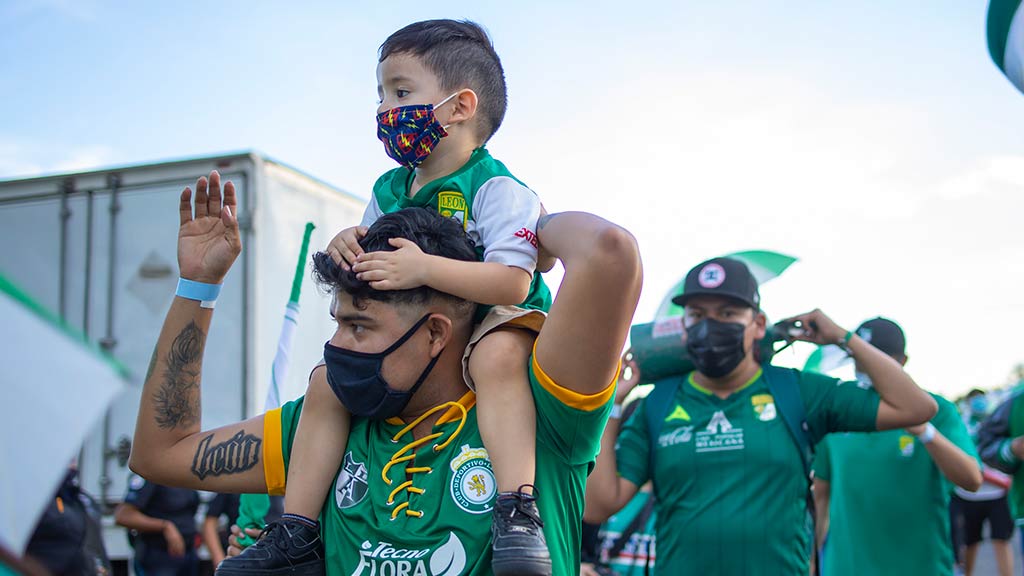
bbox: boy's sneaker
[491,486,552,576]
[214,516,324,576]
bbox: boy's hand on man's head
[327,226,368,271]
[352,238,431,291]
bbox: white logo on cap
[698,263,726,288]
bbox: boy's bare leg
[469,327,550,576]
[470,328,537,494]
[215,367,347,575]
[285,367,351,518]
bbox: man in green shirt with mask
[585,257,938,576]
[813,317,982,576]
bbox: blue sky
[2,0,1022,396]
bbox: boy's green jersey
[616,369,880,576]
[365,147,551,312]
[813,394,979,576]
[263,353,613,576]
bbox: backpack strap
[763,365,819,575]
[763,365,813,477]
[644,374,686,498]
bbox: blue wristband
[176,278,221,309]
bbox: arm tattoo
[153,321,204,429]
[191,431,262,480]
[537,213,557,230]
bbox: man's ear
[426,314,454,357]
[446,89,479,125]
[753,310,768,339]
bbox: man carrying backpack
[584,257,938,576]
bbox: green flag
[988,0,1024,93]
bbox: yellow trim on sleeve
[263,408,287,496]
[530,341,618,411]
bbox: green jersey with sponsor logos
[366,147,551,313]
[616,368,880,576]
[263,354,613,576]
[813,394,979,576]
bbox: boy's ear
[447,89,478,125]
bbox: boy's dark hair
[380,19,507,143]
[313,207,478,316]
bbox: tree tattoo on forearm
[191,431,262,480]
[153,321,204,430]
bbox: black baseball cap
[672,257,760,309]
[855,317,906,357]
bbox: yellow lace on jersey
[381,400,468,519]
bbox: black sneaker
[491,486,552,576]
[214,518,324,576]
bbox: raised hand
[615,349,641,404]
[178,171,242,284]
[779,309,848,347]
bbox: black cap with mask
[855,317,906,358]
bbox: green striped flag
[0,273,127,553]
[654,250,797,319]
[988,0,1024,93]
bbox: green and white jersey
[616,368,880,576]
[364,147,551,312]
[813,394,979,576]
[597,491,657,576]
[263,353,614,576]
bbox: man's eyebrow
[384,75,413,85]
[335,312,376,324]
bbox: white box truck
[0,151,366,562]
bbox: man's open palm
[178,170,242,284]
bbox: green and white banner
[0,273,126,554]
[988,0,1024,93]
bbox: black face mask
[323,314,441,419]
[685,318,749,378]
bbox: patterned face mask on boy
[376,91,461,169]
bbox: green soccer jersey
[262,353,613,576]
[616,368,880,576]
[813,394,979,576]
[365,147,551,313]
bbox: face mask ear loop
[435,90,464,131]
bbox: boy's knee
[469,328,534,381]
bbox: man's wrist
[176,277,221,309]
[915,423,937,444]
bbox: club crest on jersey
[752,394,777,422]
[335,451,369,509]
[899,435,915,457]
[438,191,468,229]
[449,445,496,514]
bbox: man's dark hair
[380,19,507,143]
[967,388,986,399]
[313,207,478,316]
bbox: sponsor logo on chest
[657,409,747,453]
[695,411,745,453]
[351,532,466,576]
[449,445,496,514]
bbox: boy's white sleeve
[472,177,541,274]
[360,195,383,228]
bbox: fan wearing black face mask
[585,257,938,576]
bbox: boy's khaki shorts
[462,305,546,391]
